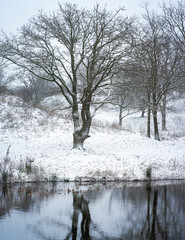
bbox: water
[0,180,185,240]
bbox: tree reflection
[0,184,9,218]
[151,189,158,240]
[128,183,184,240]
[72,193,91,240]
[0,183,57,218]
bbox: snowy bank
[0,95,185,183]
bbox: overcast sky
[0,0,176,33]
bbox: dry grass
[0,147,47,183]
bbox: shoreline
[1,177,185,185]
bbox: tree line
[0,1,184,148]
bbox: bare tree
[163,0,185,96]
[0,3,133,148]
[20,72,59,106]
[163,0,185,55]
[111,73,143,126]
[125,7,181,140]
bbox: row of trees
[113,2,185,140]
[0,1,184,148]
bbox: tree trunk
[152,90,160,141]
[119,96,124,126]
[119,105,123,126]
[72,102,91,149]
[73,132,90,149]
[153,104,160,141]
[72,107,82,149]
[161,95,167,131]
[147,107,151,138]
[141,107,145,117]
[147,93,151,138]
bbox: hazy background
[0,0,176,33]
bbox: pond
[0,180,185,240]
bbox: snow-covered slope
[0,94,185,182]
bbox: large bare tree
[0,3,133,148]
[163,0,185,95]
[163,0,185,55]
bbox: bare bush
[0,148,47,182]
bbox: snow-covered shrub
[108,122,121,131]
[92,169,116,181]
[139,125,146,136]
[50,174,58,182]
[146,166,152,180]
[124,123,134,133]
[25,156,34,174]
[1,170,9,182]
[0,145,12,183]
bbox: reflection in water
[0,181,185,240]
[72,194,91,240]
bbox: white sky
[0,0,176,33]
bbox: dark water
[0,181,185,240]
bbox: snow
[0,94,185,182]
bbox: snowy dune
[0,95,185,182]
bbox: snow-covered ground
[0,94,185,182]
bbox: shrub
[2,170,9,183]
[50,174,58,182]
[146,166,152,180]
